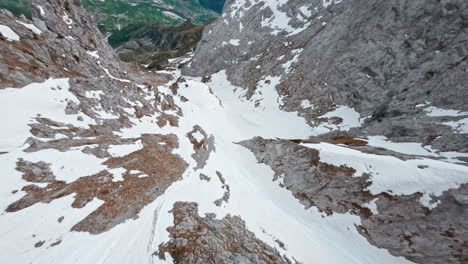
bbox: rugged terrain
[0,0,467,264]
[113,20,211,70]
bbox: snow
[99,65,131,83]
[108,141,143,157]
[38,6,45,16]
[422,106,468,133]
[16,21,42,34]
[85,90,104,99]
[259,0,294,35]
[302,142,468,207]
[322,0,345,8]
[424,106,468,117]
[365,136,437,156]
[365,136,468,164]
[229,39,240,46]
[0,78,94,152]
[139,69,407,264]
[0,24,20,41]
[281,48,303,74]
[191,131,205,142]
[87,50,100,59]
[299,6,312,17]
[63,13,73,25]
[443,118,468,133]
[318,105,363,131]
[20,148,108,183]
[0,65,415,264]
[415,101,429,108]
[0,195,105,263]
[300,99,313,108]
[162,11,183,20]
[365,198,379,214]
[223,39,241,46]
[1,49,465,264]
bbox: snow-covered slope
[0,61,411,263]
[1,0,467,263]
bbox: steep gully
[0,0,468,263]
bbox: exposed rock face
[239,137,374,215]
[185,1,468,259]
[360,184,468,264]
[157,202,290,264]
[1,0,189,235]
[7,133,188,234]
[240,137,468,263]
[213,171,230,207]
[185,0,468,152]
[16,158,55,183]
[0,0,119,88]
[187,125,216,170]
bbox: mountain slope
[112,20,211,69]
[183,0,468,262]
[83,0,222,34]
[0,0,467,264]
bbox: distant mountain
[83,0,224,35]
[112,19,213,69]
[1,0,225,69]
[0,0,225,35]
[0,0,31,18]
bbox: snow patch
[0,78,94,152]
[322,0,344,8]
[443,118,468,134]
[365,136,437,157]
[62,13,73,29]
[108,141,143,157]
[85,90,104,99]
[424,106,468,117]
[0,24,20,41]
[192,131,205,142]
[282,49,303,74]
[319,105,363,131]
[223,39,241,46]
[300,100,313,109]
[302,142,468,204]
[37,6,45,16]
[299,6,312,17]
[16,21,42,34]
[260,0,294,35]
[162,11,183,20]
[86,50,100,59]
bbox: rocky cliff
[184,0,468,263]
[185,0,468,153]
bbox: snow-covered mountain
[0,0,467,263]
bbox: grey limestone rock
[240,137,468,263]
[185,0,468,153]
[157,202,290,264]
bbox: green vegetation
[115,19,214,69]
[82,0,221,35]
[0,0,225,69]
[0,0,31,18]
[83,0,177,33]
[200,0,225,13]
